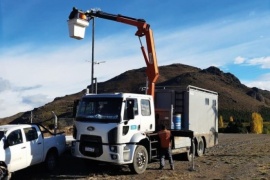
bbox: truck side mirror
[73,99,80,118]
[127,99,135,120]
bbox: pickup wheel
[196,137,205,157]
[0,166,11,180]
[45,151,57,171]
[129,145,148,174]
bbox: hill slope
[1,63,270,125]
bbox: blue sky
[1,0,270,118]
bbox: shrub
[250,112,263,134]
[218,115,224,128]
[224,120,248,133]
[262,126,270,134]
[229,116,234,122]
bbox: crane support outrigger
[68,7,159,97]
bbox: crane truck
[68,7,218,174]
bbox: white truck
[0,124,66,179]
[71,85,218,174]
[67,8,218,174]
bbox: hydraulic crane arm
[69,8,159,97]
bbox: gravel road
[11,133,270,180]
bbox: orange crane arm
[69,8,159,97]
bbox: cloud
[243,73,270,90]
[0,78,11,92]
[0,78,48,117]
[14,85,42,92]
[0,90,32,117]
[247,56,270,69]
[22,94,50,107]
[234,56,245,64]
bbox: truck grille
[79,135,103,157]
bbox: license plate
[85,147,95,152]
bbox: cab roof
[0,124,34,132]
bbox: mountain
[1,63,270,125]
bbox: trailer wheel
[196,137,205,157]
[45,151,57,171]
[129,145,148,174]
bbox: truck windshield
[76,97,123,123]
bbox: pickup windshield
[76,97,123,123]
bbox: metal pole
[94,77,97,94]
[51,111,58,134]
[189,137,196,171]
[91,18,95,93]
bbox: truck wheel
[129,145,148,174]
[196,137,205,157]
[45,151,57,171]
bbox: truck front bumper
[71,140,135,164]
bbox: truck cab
[72,93,155,173]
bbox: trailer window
[213,99,217,107]
[141,99,151,116]
[205,98,209,105]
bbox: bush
[224,120,248,133]
[250,112,263,134]
[262,124,270,134]
[218,115,224,128]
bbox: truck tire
[196,137,205,157]
[45,151,57,171]
[129,145,148,174]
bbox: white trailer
[155,85,218,157]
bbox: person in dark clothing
[158,124,174,170]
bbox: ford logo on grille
[87,126,95,131]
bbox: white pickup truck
[0,124,66,179]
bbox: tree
[250,112,263,134]
[218,115,224,128]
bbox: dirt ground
[11,133,270,180]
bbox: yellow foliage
[229,116,234,122]
[250,112,263,134]
[218,115,224,128]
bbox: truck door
[139,99,154,132]
[23,127,43,165]
[5,129,27,172]
[125,98,140,131]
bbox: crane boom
[69,8,159,97]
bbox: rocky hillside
[1,63,270,125]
